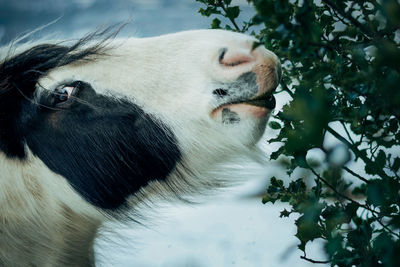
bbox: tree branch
[280,80,295,98]
[372,213,400,239]
[340,121,355,145]
[321,0,373,41]
[326,125,392,180]
[307,165,381,217]
[300,255,330,264]
[343,166,370,184]
[217,1,241,32]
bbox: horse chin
[211,103,270,120]
[210,103,271,145]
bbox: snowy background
[0,0,328,266]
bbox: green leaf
[325,234,344,258]
[262,195,271,204]
[295,215,322,244]
[294,153,308,169]
[347,222,372,249]
[375,150,386,168]
[367,178,400,207]
[198,7,221,17]
[343,203,358,223]
[269,121,282,130]
[392,157,400,173]
[211,18,221,29]
[352,184,367,196]
[288,179,306,194]
[270,146,285,160]
[225,6,240,20]
[280,208,291,217]
[365,162,376,175]
[251,41,262,50]
[270,177,284,188]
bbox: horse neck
[0,154,102,266]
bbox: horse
[0,27,281,266]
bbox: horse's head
[0,29,281,212]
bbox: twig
[326,125,392,180]
[342,166,370,184]
[321,0,373,41]
[217,1,241,32]
[300,255,330,264]
[280,80,295,98]
[358,132,365,145]
[327,7,351,27]
[307,165,381,217]
[371,213,400,238]
[340,121,355,145]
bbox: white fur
[0,150,104,266]
[0,29,280,266]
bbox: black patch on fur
[0,27,181,210]
[212,88,228,97]
[222,108,240,124]
[26,81,180,210]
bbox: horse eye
[55,85,75,104]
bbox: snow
[95,187,326,267]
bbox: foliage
[197,0,400,266]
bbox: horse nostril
[218,47,253,67]
[218,48,228,63]
[213,88,228,97]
